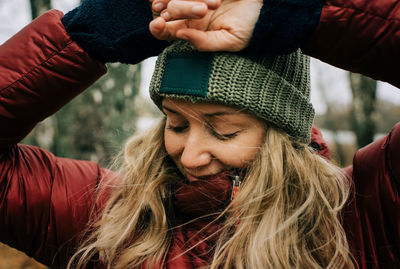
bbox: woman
[0,0,399,269]
[69,41,350,268]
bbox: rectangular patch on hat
[160,52,213,97]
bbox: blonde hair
[68,119,354,269]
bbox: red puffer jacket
[1,1,400,268]
[0,10,107,267]
[304,2,400,266]
[304,0,400,88]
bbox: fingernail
[153,2,164,12]
[161,11,171,21]
[192,5,206,15]
[153,17,163,29]
[205,0,216,6]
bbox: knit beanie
[149,41,315,143]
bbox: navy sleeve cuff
[62,0,168,64]
[247,0,324,54]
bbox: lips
[185,171,214,182]
[184,170,236,182]
[185,173,201,182]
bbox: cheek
[164,130,181,159]
[215,132,264,168]
[217,143,260,167]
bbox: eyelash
[166,124,239,141]
[167,125,187,133]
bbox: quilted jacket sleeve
[341,123,400,268]
[0,10,106,149]
[303,0,400,88]
[0,10,109,267]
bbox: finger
[160,1,208,21]
[152,0,167,13]
[149,17,170,40]
[152,0,220,13]
[150,18,189,41]
[176,28,246,52]
[203,0,221,10]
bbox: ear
[310,125,331,159]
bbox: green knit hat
[149,41,315,143]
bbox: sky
[1,0,399,115]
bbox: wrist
[247,0,324,54]
[62,0,168,64]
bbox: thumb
[149,17,168,40]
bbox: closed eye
[166,125,188,133]
[206,122,240,141]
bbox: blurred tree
[312,63,348,165]
[375,100,400,133]
[23,0,143,166]
[48,63,142,165]
[29,0,52,19]
[316,99,400,136]
[349,73,377,148]
[318,83,346,166]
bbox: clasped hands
[149,0,262,52]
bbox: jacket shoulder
[0,144,113,267]
[344,122,400,268]
[351,122,400,199]
[0,10,106,150]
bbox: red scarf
[164,171,236,268]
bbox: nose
[180,129,212,169]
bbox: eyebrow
[204,111,237,117]
[162,105,239,117]
[162,105,177,114]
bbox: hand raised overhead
[149,0,262,52]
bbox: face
[162,98,266,182]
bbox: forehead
[162,98,244,117]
